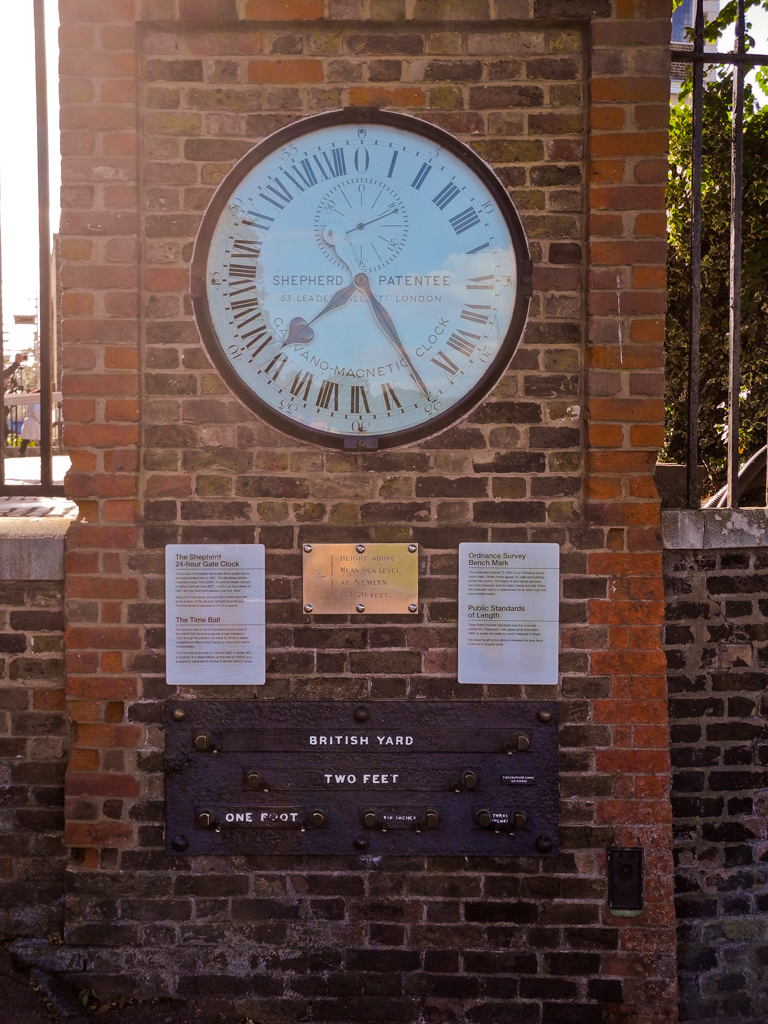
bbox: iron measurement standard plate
[164,701,559,857]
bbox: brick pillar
[586,0,677,1014]
[60,0,142,863]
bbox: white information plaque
[165,545,265,686]
[458,542,559,686]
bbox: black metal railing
[675,0,768,508]
[0,0,63,497]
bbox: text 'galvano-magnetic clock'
[190,107,532,451]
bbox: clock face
[191,109,531,450]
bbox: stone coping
[661,507,768,549]
[0,517,71,580]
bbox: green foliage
[664,71,768,493]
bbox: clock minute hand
[353,272,431,400]
[346,204,399,235]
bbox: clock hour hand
[353,272,431,400]
[322,223,431,400]
[282,282,357,348]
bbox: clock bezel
[190,106,533,451]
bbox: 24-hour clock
[190,107,532,450]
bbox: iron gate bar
[687,0,705,509]
[727,0,746,509]
[673,52,768,65]
[34,0,53,492]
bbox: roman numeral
[381,382,401,411]
[283,158,318,192]
[316,379,339,411]
[449,206,481,235]
[446,330,478,358]
[432,183,460,210]
[289,370,314,401]
[264,353,288,381]
[259,176,293,211]
[460,304,491,325]
[231,295,260,318]
[466,241,491,254]
[232,238,260,258]
[431,350,459,375]
[350,385,370,415]
[313,147,347,180]
[387,150,399,178]
[242,323,272,360]
[229,262,257,280]
[242,209,274,232]
[411,162,432,190]
[467,274,494,290]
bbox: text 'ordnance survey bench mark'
[458,542,559,685]
[165,545,265,685]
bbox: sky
[0,1,767,363]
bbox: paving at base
[0,942,250,1024]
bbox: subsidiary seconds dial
[190,108,532,450]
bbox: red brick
[66,773,139,797]
[248,60,324,84]
[348,86,426,107]
[68,677,138,700]
[244,0,324,17]
[66,627,141,651]
[64,822,134,847]
[73,723,142,748]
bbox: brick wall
[0,575,67,936]
[53,0,679,1020]
[664,546,768,1024]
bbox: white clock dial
[191,111,531,450]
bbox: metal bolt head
[353,706,369,723]
[245,771,261,790]
[475,809,492,828]
[424,810,439,829]
[354,834,369,850]
[408,603,417,613]
[356,603,365,613]
[303,544,312,553]
[193,732,210,752]
[171,834,189,852]
[516,734,531,752]
[311,809,325,828]
[536,835,553,854]
[171,708,186,722]
[197,812,211,828]
[214,821,222,833]
[537,709,552,724]
[363,810,377,829]
[356,544,365,553]
[304,604,313,614]
[461,770,478,791]
[513,812,527,829]
[408,544,417,553]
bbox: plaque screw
[171,708,186,722]
[303,544,312,553]
[408,603,417,613]
[536,835,553,854]
[171,834,189,852]
[537,709,552,724]
[353,706,369,723]
[304,604,313,614]
[356,603,365,613]
[408,544,417,553]
[356,544,366,553]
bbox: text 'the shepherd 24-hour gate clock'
[190,107,532,450]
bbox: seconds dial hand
[322,223,431,400]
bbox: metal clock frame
[190,106,533,451]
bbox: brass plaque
[302,543,418,615]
